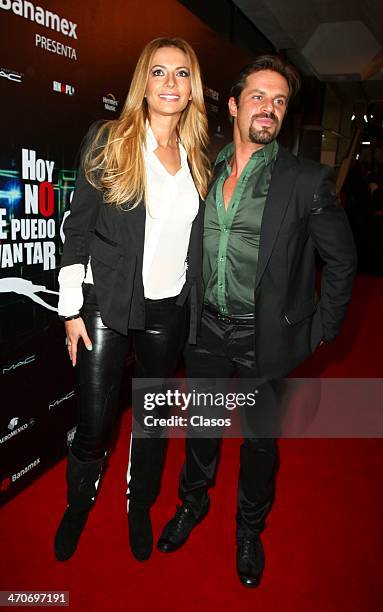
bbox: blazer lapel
[255,148,299,290]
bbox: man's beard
[249,113,279,145]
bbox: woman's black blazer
[61,129,204,343]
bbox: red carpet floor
[1,274,383,612]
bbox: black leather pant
[71,284,188,507]
[181,308,278,536]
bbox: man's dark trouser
[181,308,278,537]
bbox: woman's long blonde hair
[84,37,210,206]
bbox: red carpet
[1,274,383,611]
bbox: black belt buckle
[205,305,254,326]
[217,311,238,325]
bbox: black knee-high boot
[54,449,105,561]
[127,437,168,561]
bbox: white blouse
[58,125,199,317]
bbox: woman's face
[145,46,192,119]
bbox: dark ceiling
[232,0,383,105]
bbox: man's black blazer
[61,129,204,344]
[210,146,357,378]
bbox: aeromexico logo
[0,416,35,444]
[67,426,76,446]
[0,1,78,38]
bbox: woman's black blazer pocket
[90,231,120,269]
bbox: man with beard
[157,56,357,586]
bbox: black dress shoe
[236,533,265,588]
[128,505,153,561]
[157,500,209,552]
[54,508,89,562]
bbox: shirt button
[219,283,223,288]
[219,256,224,261]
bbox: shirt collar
[215,139,279,168]
[145,122,158,153]
[144,122,188,168]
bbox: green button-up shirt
[203,139,279,315]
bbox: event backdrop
[0,0,256,505]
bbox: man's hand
[65,317,92,366]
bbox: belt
[204,304,254,326]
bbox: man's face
[229,69,289,145]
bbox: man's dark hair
[230,54,301,105]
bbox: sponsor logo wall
[0,0,251,505]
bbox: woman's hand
[65,317,92,367]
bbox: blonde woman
[55,37,209,562]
